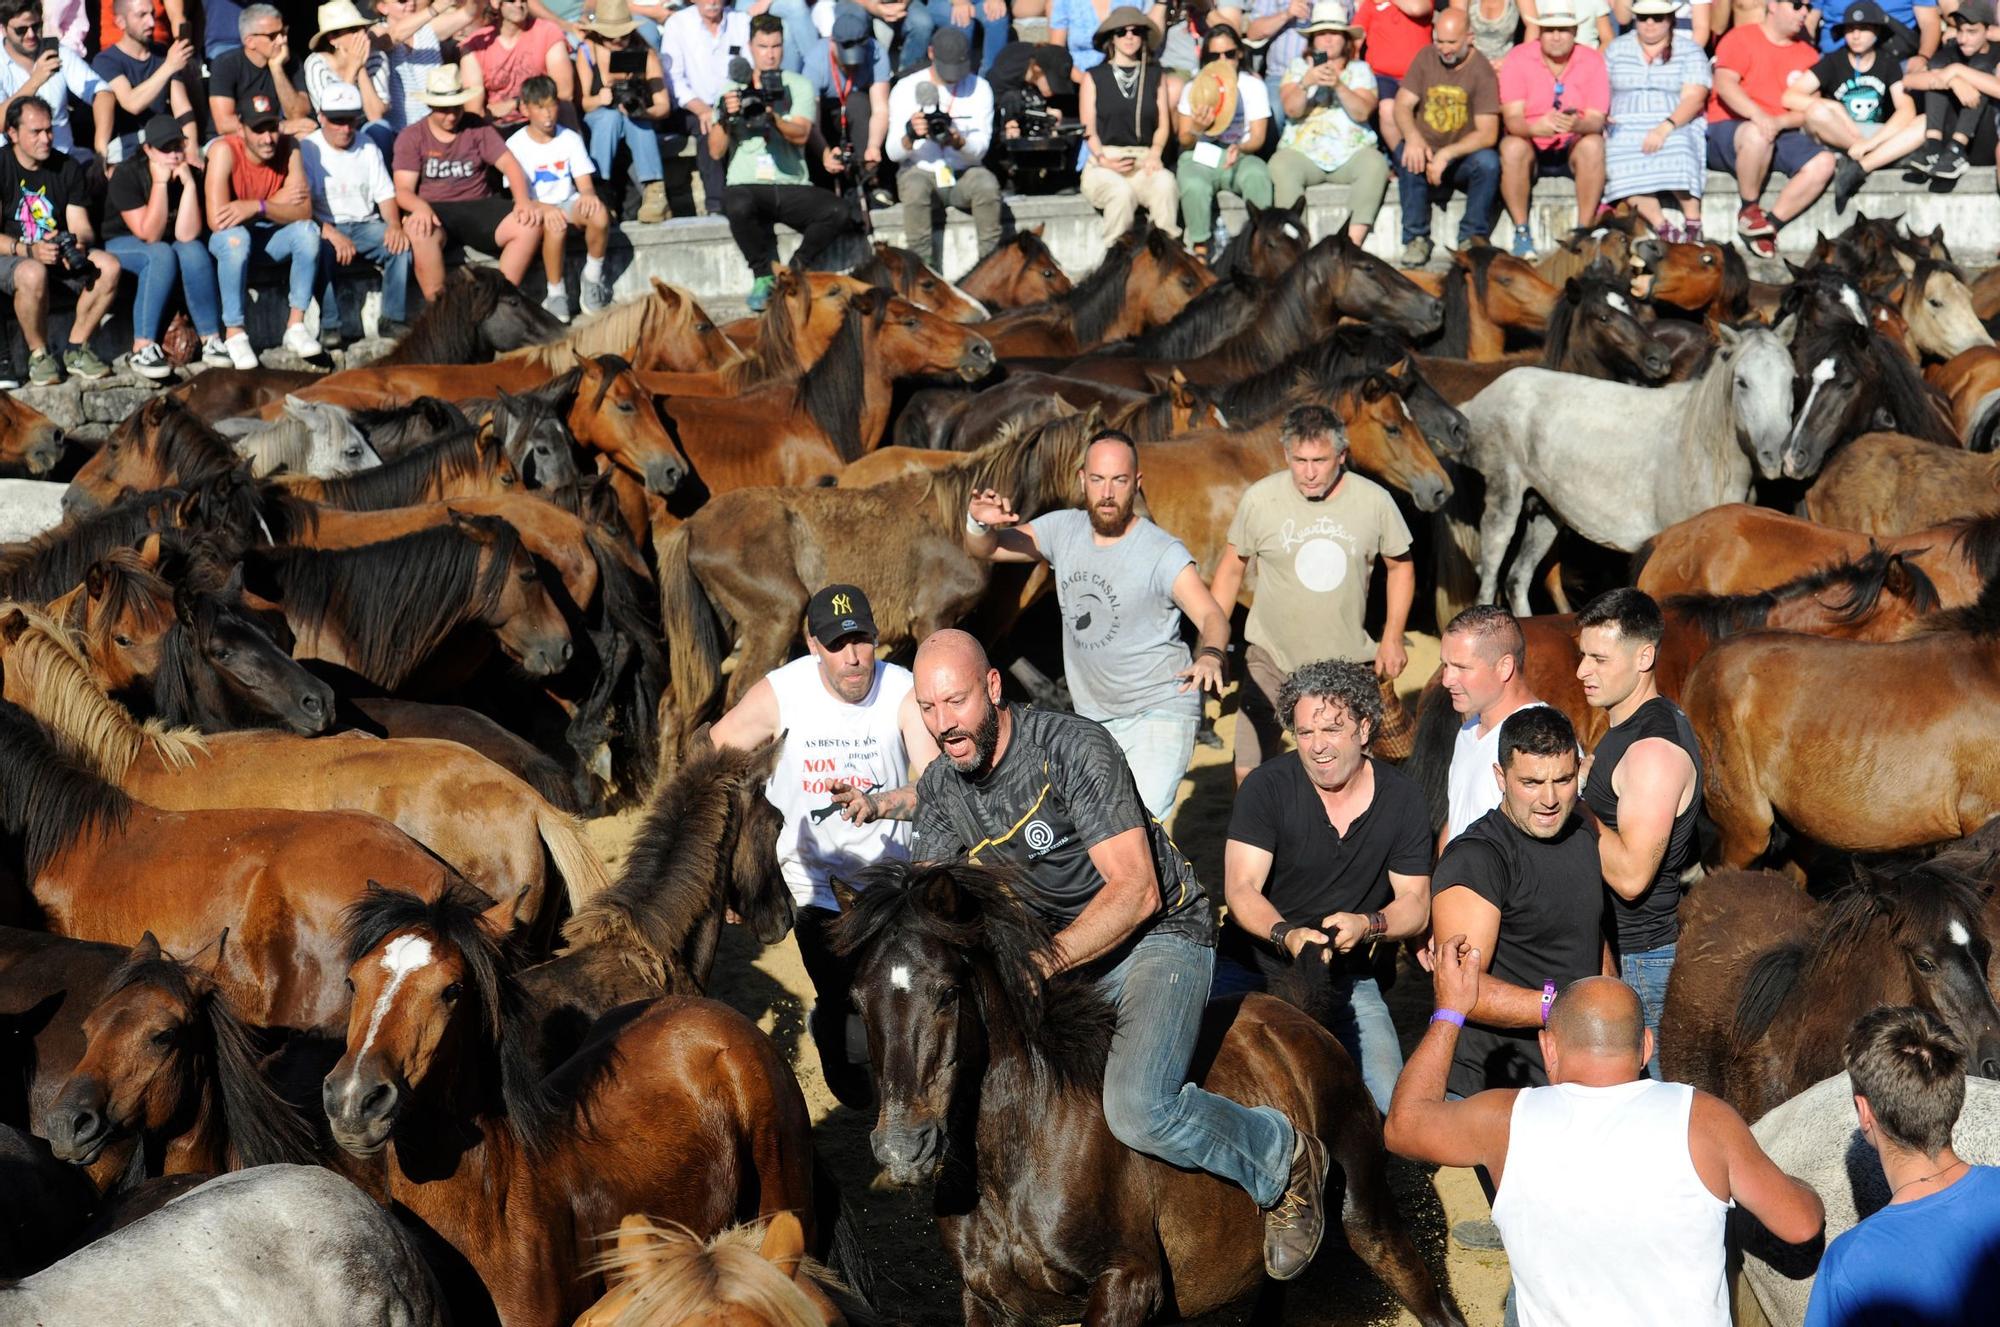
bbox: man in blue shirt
[1804,1006,2000,1327]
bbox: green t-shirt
[723,69,815,187]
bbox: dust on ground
[584,630,1514,1325]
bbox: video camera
[607,48,652,118]
[996,87,1082,152]
[724,56,790,129]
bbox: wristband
[258,198,267,216]
[964,512,991,536]
[1541,979,1557,1026]
[1365,910,1387,942]
[1431,1008,1466,1028]
[1269,919,1294,953]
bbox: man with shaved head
[898,627,1336,1281]
[1385,950,1823,1325]
[1437,604,1545,852]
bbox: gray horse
[1457,321,1798,614]
[218,397,382,479]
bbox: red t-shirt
[1355,0,1434,80]
[461,18,566,126]
[1706,24,1818,122]
[393,116,510,203]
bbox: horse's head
[644,279,743,372]
[888,243,995,322]
[1130,226,1215,328]
[993,228,1070,310]
[1781,320,1880,481]
[1634,239,1725,311]
[286,396,382,477]
[178,571,335,734]
[1863,867,2000,1081]
[1389,353,1471,459]
[1327,232,1445,337]
[474,267,567,353]
[456,511,572,677]
[577,1213,844,1327]
[1715,323,1798,481]
[577,356,687,498]
[487,382,582,493]
[1905,262,1993,361]
[1335,369,1451,512]
[1461,241,1561,332]
[67,551,178,700]
[1227,199,1310,280]
[0,392,65,475]
[866,291,995,384]
[64,397,175,516]
[1562,271,1672,382]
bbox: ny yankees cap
[807,584,878,645]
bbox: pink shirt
[1499,41,1610,151]
[462,18,564,125]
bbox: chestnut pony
[0,392,65,476]
[947,228,1070,311]
[975,220,1214,357]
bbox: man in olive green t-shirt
[1209,403,1415,780]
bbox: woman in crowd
[101,112,228,377]
[1079,5,1178,238]
[304,0,394,154]
[573,0,672,223]
[376,0,484,132]
[1269,1,1386,242]
[1603,0,1711,239]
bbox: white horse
[0,479,75,545]
[217,396,381,478]
[1458,321,1798,614]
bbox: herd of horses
[0,200,1999,1325]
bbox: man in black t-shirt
[0,96,119,385]
[1223,657,1433,1114]
[1785,2,1920,209]
[1430,705,1608,1100]
[91,0,199,167]
[209,3,317,139]
[1900,0,2000,182]
[904,628,1335,1283]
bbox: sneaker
[200,334,234,367]
[63,344,110,381]
[636,180,669,224]
[0,372,18,390]
[744,274,776,313]
[1932,142,1970,181]
[281,323,323,359]
[1400,236,1434,267]
[542,286,572,323]
[1510,226,1536,259]
[1736,203,1777,241]
[26,349,62,386]
[222,332,259,371]
[1452,1218,1507,1251]
[128,342,173,381]
[1833,155,1867,213]
[580,273,612,315]
[1904,143,1943,178]
[1263,1129,1331,1281]
[1211,215,1230,262]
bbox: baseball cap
[806,584,878,646]
[931,27,971,82]
[317,82,365,116]
[1951,0,1995,23]
[142,112,187,151]
[831,8,870,45]
[243,93,282,128]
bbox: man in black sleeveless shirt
[1575,589,1703,1079]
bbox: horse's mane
[793,297,884,464]
[121,397,242,486]
[98,945,319,1167]
[914,406,1097,530]
[373,267,518,366]
[1718,243,1752,318]
[731,276,806,389]
[1107,268,1268,359]
[0,605,203,781]
[1432,246,1504,358]
[1947,512,2000,591]
[232,410,315,476]
[1796,317,1959,446]
[1219,233,1347,363]
[1207,323,1412,426]
[1541,263,1629,369]
[1210,203,1304,280]
[0,696,132,877]
[346,397,470,456]
[1912,564,2000,637]
[502,287,691,372]
[1052,224,1148,347]
[0,488,181,603]
[180,469,320,546]
[833,860,1116,1093]
[1665,547,1940,639]
[585,1219,861,1327]
[302,424,495,511]
[586,527,665,792]
[1678,324,1768,459]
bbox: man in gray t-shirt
[962,429,1234,822]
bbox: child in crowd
[506,74,611,321]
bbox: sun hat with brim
[1301,1,1360,36]
[1093,6,1164,51]
[1187,58,1239,136]
[1534,5,1581,24]
[420,66,473,107]
[1629,0,1679,12]
[311,0,373,51]
[581,0,639,39]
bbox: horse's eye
[1702,254,1716,265]
[1929,298,1944,308]
[903,318,919,328]
[1914,955,1938,974]
[345,976,355,992]
[617,401,634,413]
[519,567,537,583]
[211,647,232,663]
[697,322,715,333]
[920,278,936,290]
[1181,276,1195,290]
[151,1028,175,1047]
[106,441,120,455]
[441,982,463,1004]
[114,633,133,647]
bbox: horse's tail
[1629,535,1659,586]
[1404,678,1460,837]
[1731,941,1808,1053]
[811,1153,878,1310]
[655,522,723,765]
[536,803,613,913]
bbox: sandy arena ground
[584,630,1516,1325]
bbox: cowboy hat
[1301,1,1359,36]
[420,65,473,107]
[1534,4,1580,24]
[581,0,639,39]
[1092,5,1164,51]
[1629,0,1679,14]
[311,0,372,50]
[1187,58,1239,136]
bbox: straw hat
[1092,5,1163,52]
[1534,4,1581,25]
[1186,58,1239,136]
[581,0,639,39]
[420,65,473,107]
[311,0,372,50]
[1301,1,1359,36]
[1629,0,1679,14]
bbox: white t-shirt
[0,47,105,155]
[301,129,395,225]
[1174,71,1272,144]
[506,125,592,206]
[1444,700,1550,845]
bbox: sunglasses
[325,114,364,126]
[5,22,38,34]
[1634,12,1672,19]
[1115,25,1146,36]
[1207,46,1242,60]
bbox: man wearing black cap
[887,28,1001,265]
[1898,0,2000,183]
[205,91,325,367]
[1784,1,1921,210]
[708,582,939,1109]
[806,7,892,205]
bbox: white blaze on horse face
[360,934,435,1057]
[1838,284,1868,327]
[1605,292,1633,316]
[1951,919,1972,949]
[889,964,913,993]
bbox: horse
[1533,213,1652,286]
[575,1213,866,1327]
[1926,344,2000,451]
[1805,430,2000,532]
[0,1165,450,1327]
[277,416,524,510]
[831,859,1464,1326]
[0,390,67,476]
[1632,238,1785,323]
[349,395,471,459]
[1880,257,1992,361]
[898,367,1222,456]
[1660,864,2000,1122]
[1781,318,1960,479]
[495,278,744,373]
[0,927,130,1179]
[1211,198,1311,281]
[1416,264,1673,404]
[464,386,580,495]
[1067,267,1274,369]
[1456,322,1797,612]
[933,233,1070,313]
[218,397,383,478]
[975,221,1214,357]
[1406,241,1561,361]
[62,396,248,515]
[320,881,821,1327]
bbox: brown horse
[1532,213,1652,286]
[0,926,133,1186]
[951,228,1073,311]
[1212,198,1312,281]
[0,392,65,476]
[1631,239,1785,323]
[1416,265,1674,404]
[709,270,877,386]
[575,1213,862,1327]
[1660,864,2000,1122]
[1405,242,1561,361]
[277,419,523,509]
[975,221,1214,357]
[833,859,1464,1326]
[63,397,245,514]
[1878,258,1992,362]
[320,881,821,1327]
[1927,343,2000,450]
[889,367,1224,457]
[1805,430,2000,532]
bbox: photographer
[576,0,671,223]
[989,40,1081,192]
[1269,2,1387,245]
[0,95,117,384]
[887,28,1000,266]
[1079,11,1178,239]
[807,7,892,205]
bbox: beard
[938,701,1003,778]
[1088,492,1136,536]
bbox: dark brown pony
[1417,265,1674,404]
[950,228,1073,311]
[0,392,65,476]
[1661,863,2000,1122]
[1405,241,1560,360]
[320,881,821,1327]
[975,221,1214,357]
[1211,198,1312,280]
[832,859,1463,1326]
[0,926,130,1185]
[1805,430,2000,532]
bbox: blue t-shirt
[1817,0,1932,54]
[1803,1164,2000,1327]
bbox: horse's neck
[1462,286,1507,360]
[1678,366,1753,504]
[158,1071,231,1176]
[853,342,898,455]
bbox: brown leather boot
[1263,1129,1330,1281]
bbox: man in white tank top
[1437,604,1545,853]
[1384,947,1824,1327]
[709,583,940,1109]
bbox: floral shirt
[1275,55,1377,172]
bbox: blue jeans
[1620,941,1676,1080]
[317,218,414,332]
[585,106,664,185]
[884,6,936,74]
[1096,931,1296,1208]
[767,0,823,72]
[105,235,222,342]
[207,220,321,329]
[1097,706,1198,824]
[1321,975,1403,1116]
[925,0,1009,76]
[1394,145,1501,245]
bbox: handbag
[160,311,199,367]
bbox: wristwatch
[1269,919,1295,953]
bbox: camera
[53,232,98,289]
[607,47,651,118]
[997,87,1081,151]
[724,57,790,129]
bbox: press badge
[1192,140,1225,170]
[929,159,956,186]
[756,152,778,182]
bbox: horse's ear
[758,1211,806,1279]
[190,928,228,979]
[1883,553,1914,599]
[84,559,109,602]
[830,876,861,915]
[134,532,164,568]
[133,931,162,962]
[282,393,309,418]
[1563,277,1583,305]
[1029,223,1044,237]
[1773,313,1799,347]
[1287,196,1306,218]
[221,561,245,601]
[447,509,489,541]
[600,1215,663,1290]
[1362,373,1391,402]
[1783,259,1809,280]
[0,607,25,645]
[1244,199,1262,219]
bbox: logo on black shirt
[1023,819,1056,852]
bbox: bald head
[1432,7,1472,61]
[914,628,989,681]
[914,629,1006,777]
[1547,977,1646,1060]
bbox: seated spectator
[1562,0,1616,48]
[1080,7,1179,241]
[1353,0,1433,156]
[461,0,574,131]
[1269,2,1387,245]
[575,0,670,223]
[210,5,319,139]
[510,74,612,320]
[1603,0,1709,241]
[305,0,394,157]
[712,14,858,309]
[1465,0,1521,67]
[205,0,249,62]
[1897,0,1998,185]
[1498,5,1608,256]
[0,0,107,160]
[376,0,484,133]
[1811,0,1935,64]
[925,0,1013,77]
[103,113,227,378]
[304,83,415,344]
[393,66,545,297]
[866,0,939,77]
[661,0,751,212]
[1392,6,1500,266]
[91,0,197,168]
[1157,2,1244,111]
[888,29,1002,265]
[0,95,118,384]
[205,93,325,366]
[1054,0,1166,82]
[49,0,90,59]
[1706,0,1833,257]
[1175,22,1272,262]
[988,40,1079,192]
[806,7,893,206]
[1804,1006,2000,1327]
[1785,1,1919,212]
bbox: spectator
[392,66,545,298]
[1561,0,1616,47]
[305,0,393,156]
[924,0,1012,78]
[90,0,196,168]
[0,0,106,159]
[509,73,611,319]
[304,82,415,344]
[1209,404,1414,782]
[887,29,1001,265]
[1223,657,1433,1114]
[661,0,751,213]
[1270,1,1388,245]
[0,96,117,384]
[1603,0,1709,240]
[1384,961,1824,1325]
[1391,5,1500,266]
[102,113,227,378]
[805,7,892,208]
[1174,22,1272,262]
[1249,0,1316,132]
[1079,7,1178,241]
[988,39,1079,193]
[204,93,324,367]
[461,0,573,131]
[1813,0,1935,64]
[1051,0,1166,77]
[205,0,249,62]
[1707,0,1833,257]
[575,0,670,224]
[852,0,937,78]
[1437,604,1546,849]
[1158,2,1244,111]
[711,14,857,310]
[1785,1,1920,212]
[376,0,484,133]
[209,5,318,139]
[1897,0,1997,184]
[1352,0,1432,155]
[1498,4,1608,256]
[1465,0,1521,67]
[1804,1006,2000,1327]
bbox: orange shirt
[1706,24,1818,122]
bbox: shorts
[1705,119,1827,177]
[1375,73,1401,104]
[1530,142,1576,176]
[0,251,93,296]
[427,196,518,254]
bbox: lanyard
[826,47,854,139]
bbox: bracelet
[258,198,267,216]
[964,512,990,536]
[1540,979,1557,1027]
[1269,919,1294,952]
[1431,1008,1466,1028]
[1365,910,1387,942]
